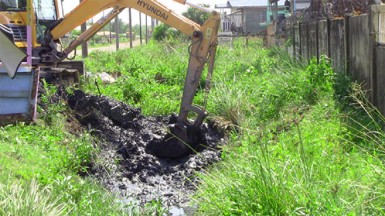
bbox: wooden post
[129,8,133,48]
[109,19,112,44]
[145,15,148,44]
[80,0,88,57]
[139,12,142,44]
[115,16,120,50]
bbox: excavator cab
[0,0,67,61]
[0,0,26,10]
[33,0,58,44]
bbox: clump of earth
[67,90,225,209]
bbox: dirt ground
[88,39,143,53]
[67,90,225,210]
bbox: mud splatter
[67,90,224,208]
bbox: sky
[61,0,227,25]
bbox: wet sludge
[67,90,224,208]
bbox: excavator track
[39,60,84,86]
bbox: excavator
[0,0,220,158]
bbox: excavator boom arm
[0,0,220,158]
[50,0,201,41]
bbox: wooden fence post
[347,15,372,101]
[293,25,300,60]
[370,5,385,113]
[329,19,346,74]
[308,21,318,61]
[317,20,329,60]
[299,22,309,63]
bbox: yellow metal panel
[50,0,201,40]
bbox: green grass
[191,42,385,215]
[0,83,127,215]
[2,37,385,215]
[80,38,385,214]
[81,38,385,214]
[195,98,385,215]
[0,180,67,216]
[83,40,188,115]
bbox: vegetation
[192,44,385,215]
[84,38,385,214]
[84,40,191,115]
[152,4,211,41]
[0,82,128,215]
[152,23,184,41]
[1,36,385,215]
[182,4,210,25]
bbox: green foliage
[3,36,384,215]
[70,29,81,36]
[151,24,183,42]
[0,180,68,216]
[190,38,385,215]
[306,55,335,92]
[182,4,210,25]
[103,17,128,35]
[152,23,170,41]
[196,96,385,215]
[0,90,126,214]
[38,80,66,126]
[84,42,187,116]
[53,176,127,215]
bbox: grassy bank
[1,38,384,215]
[193,42,385,214]
[0,85,127,215]
[84,38,385,214]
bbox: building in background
[215,0,310,35]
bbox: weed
[38,80,66,126]
[191,38,385,215]
[0,180,69,216]
[3,37,385,215]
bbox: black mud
[67,90,224,208]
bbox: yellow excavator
[0,0,220,157]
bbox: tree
[152,23,183,41]
[110,17,128,34]
[152,5,211,41]
[182,4,210,25]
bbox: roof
[229,0,267,7]
[215,3,230,8]
[215,0,285,9]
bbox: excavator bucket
[147,114,206,158]
[0,30,27,78]
[147,12,220,158]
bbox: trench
[66,90,225,211]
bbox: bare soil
[67,90,225,208]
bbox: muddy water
[67,90,224,210]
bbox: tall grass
[84,41,188,116]
[0,82,127,215]
[193,42,385,215]
[2,37,383,214]
[75,38,385,214]
[0,180,68,216]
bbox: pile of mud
[67,90,224,208]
